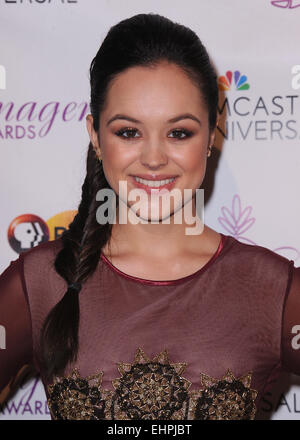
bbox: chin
[128,202,184,224]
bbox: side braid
[39,143,112,380]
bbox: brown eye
[115,128,140,139]
[168,129,193,139]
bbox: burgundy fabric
[0,233,299,418]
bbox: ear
[86,114,102,159]
[208,129,216,150]
[208,116,219,148]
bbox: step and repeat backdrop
[0,0,300,420]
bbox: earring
[207,145,213,157]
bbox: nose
[139,137,168,170]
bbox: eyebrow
[106,113,202,126]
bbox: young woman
[0,13,299,421]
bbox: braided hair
[39,13,218,380]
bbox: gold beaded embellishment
[47,348,258,420]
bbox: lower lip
[130,176,177,194]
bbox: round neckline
[100,233,230,286]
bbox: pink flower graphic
[218,194,256,244]
[218,194,300,261]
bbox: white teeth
[134,176,175,187]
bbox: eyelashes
[114,127,194,140]
[115,127,140,139]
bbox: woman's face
[86,61,216,222]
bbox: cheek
[101,140,137,188]
[103,137,138,167]
[176,141,207,174]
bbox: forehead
[103,61,207,117]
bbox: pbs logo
[8,214,49,254]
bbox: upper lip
[131,174,178,181]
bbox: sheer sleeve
[0,254,36,405]
[281,262,300,375]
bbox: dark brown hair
[39,13,218,380]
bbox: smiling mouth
[129,175,178,193]
[133,176,176,188]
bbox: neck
[106,196,207,258]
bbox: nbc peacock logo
[218,70,250,91]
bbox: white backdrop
[0,0,300,420]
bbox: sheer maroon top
[0,233,300,420]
